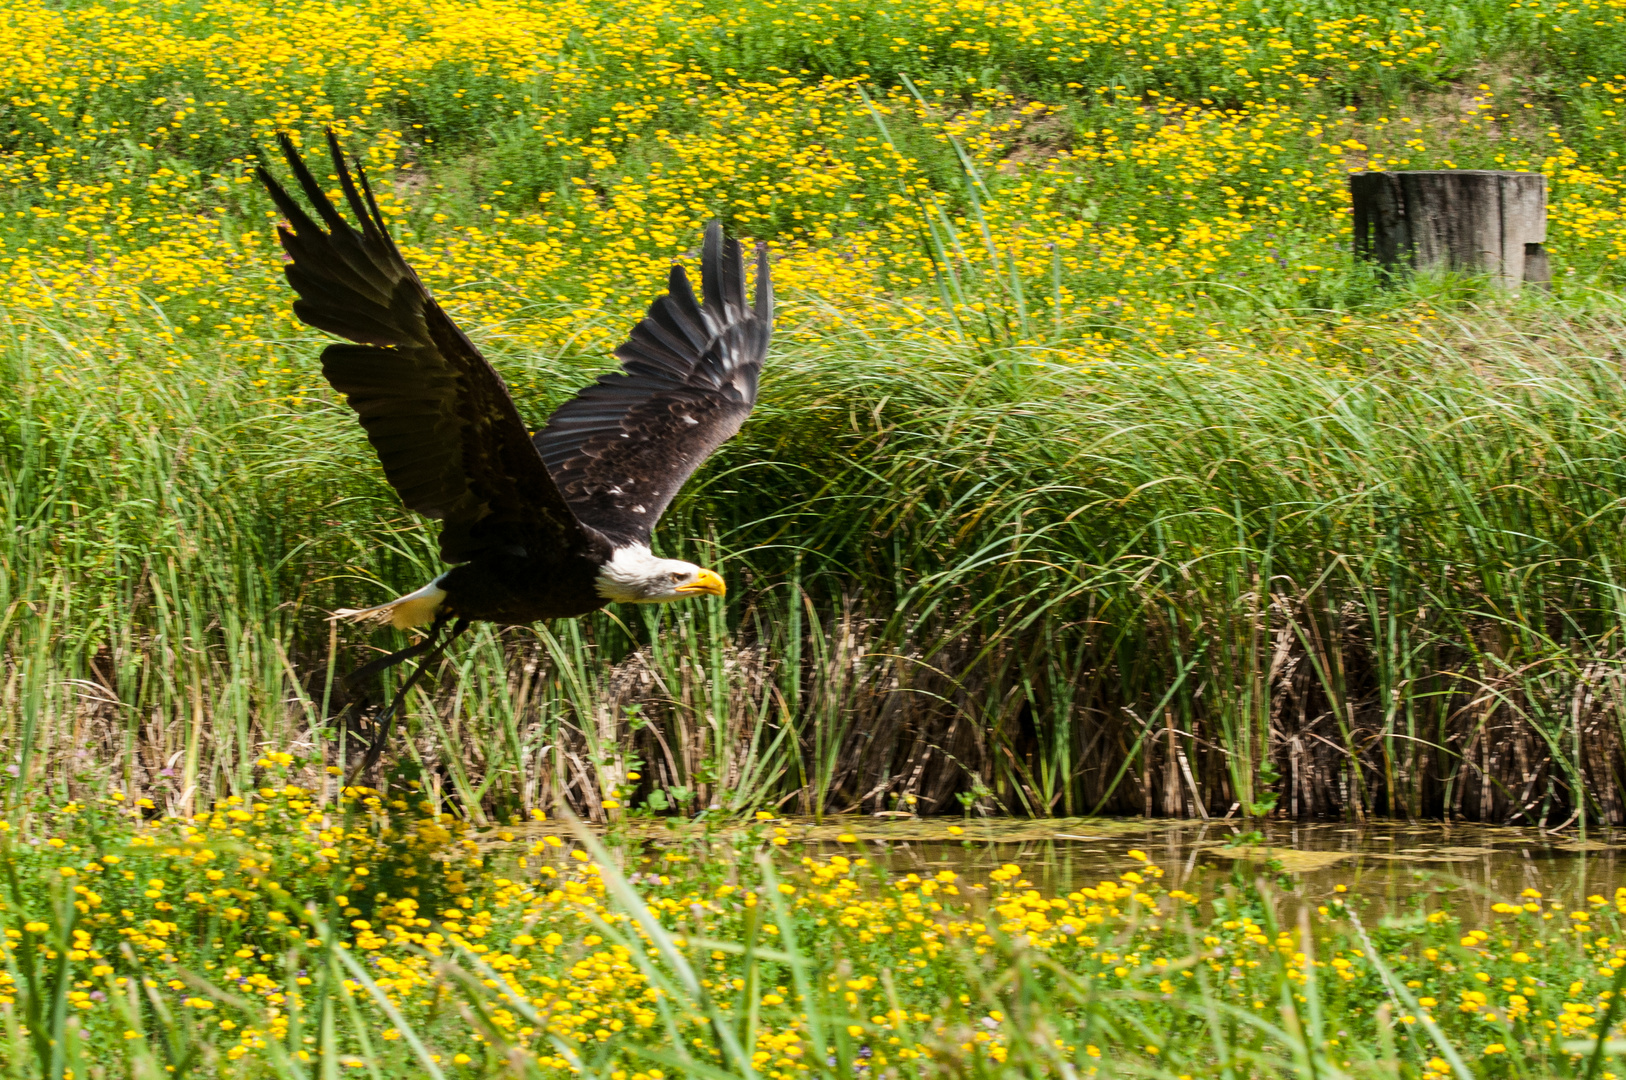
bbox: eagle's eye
[670,571,685,584]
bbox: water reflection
[500,815,1626,918]
[774,818,1626,919]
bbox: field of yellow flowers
[11,0,1626,944]
[9,758,1626,1077]
[4,0,1626,373]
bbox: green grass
[21,0,1626,1074]
[5,784,1626,1079]
[14,291,1626,827]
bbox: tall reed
[14,285,1626,823]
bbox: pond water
[780,817,1626,919]
[500,816,1626,919]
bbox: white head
[594,544,726,605]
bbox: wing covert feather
[535,222,773,546]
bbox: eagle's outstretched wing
[535,222,773,547]
[258,132,590,564]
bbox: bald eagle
[258,133,771,750]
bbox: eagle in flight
[258,133,771,746]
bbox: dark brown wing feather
[258,131,592,564]
[536,222,773,547]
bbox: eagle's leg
[344,620,449,687]
[351,616,471,779]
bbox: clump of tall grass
[14,280,1626,824]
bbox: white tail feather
[332,579,447,630]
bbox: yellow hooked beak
[676,568,727,598]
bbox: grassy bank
[6,781,1626,1078]
[7,0,1626,822]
